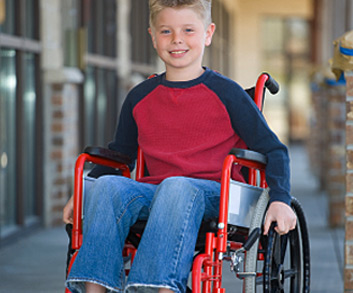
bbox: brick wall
[48,82,79,226]
[345,71,353,291]
[327,84,346,226]
[308,76,346,227]
[308,80,328,189]
[43,69,82,227]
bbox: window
[86,0,117,57]
[130,0,156,75]
[62,0,80,67]
[261,17,311,142]
[79,0,120,149]
[23,0,39,39]
[204,0,231,75]
[82,66,118,147]
[0,0,41,240]
[0,0,16,35]
[22,52,38,221]
[0,49,17,236]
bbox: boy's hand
[263,201,296,235]
[63,195,74,224]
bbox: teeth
[171,50,186,54]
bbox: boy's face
[149,7,215,79]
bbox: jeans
[66,175,220,293]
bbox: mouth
[170,50,188,56]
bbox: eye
[185,28,194,33]
[160,29,171,34]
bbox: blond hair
[149,0,212,27]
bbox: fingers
[263,213,273,235]
[63,208,74,224]
[263,201,297,236]
[274,219,287,235]
[62,196,74,224]
[275,221,296,235]
[63,211,73,224]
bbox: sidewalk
[288,145,344,292]
[0,144,345,292]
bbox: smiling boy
[64,1,296,292]
[148,5,215,81]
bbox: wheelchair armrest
[229,148,267,165]
[84,146,132,166]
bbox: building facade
[4,0,353,289]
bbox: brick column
[345,70,353,291]
[308,74,346,227]
[308,76,328,190]
[326,83,346,227]
[45,75,82,226]
[41,0,83,226]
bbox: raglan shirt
[89,68,291,205]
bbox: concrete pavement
[288,145,344,292]
[0,144,345,292]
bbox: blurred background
[0,0,353,290]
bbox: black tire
[263,197,310,292]
[245,196,310,292]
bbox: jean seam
[115,194,145,287]
[111,192,144,287]
[171,187,201,280]
[116,195,144,224]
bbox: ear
[148,27,157,49]
[205,23,216,47]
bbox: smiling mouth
[170,50,188,55]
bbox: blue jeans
[66,175,220,293]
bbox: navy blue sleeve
[205,72,291,205]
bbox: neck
[165,67,205,82]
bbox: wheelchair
[65,73,310,293]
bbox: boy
[64,0,296,292]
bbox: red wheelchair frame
[65,73,310,293]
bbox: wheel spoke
[269,268,297,282]
[283,268,298,279]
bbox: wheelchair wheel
[244,195,310,292]
[243,189,269,292]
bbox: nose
[172,31,183,44]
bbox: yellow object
[331,30,353,80]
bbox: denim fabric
[66,175,220,293]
